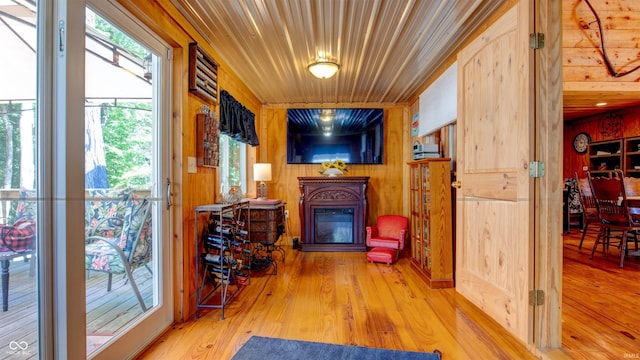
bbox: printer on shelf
[412,142,440,160]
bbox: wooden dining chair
[588,170,640,268]
[574,172,600,250]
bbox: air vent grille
[189,43,218,104]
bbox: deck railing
[0,188,152,223]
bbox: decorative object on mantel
[320,160,348,176]
[322,168,342,177]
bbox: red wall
[564,105,640,179]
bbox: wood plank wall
[563,0,640,83]
[119,0,262,321]
[564,105,640,179]
[563,0,640,116]
[258,105,411,241]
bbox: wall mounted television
[287,108,384,165]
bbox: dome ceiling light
[308,59,340,79]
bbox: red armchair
[365,215,408,264]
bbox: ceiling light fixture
[596,102,607,107]
[308,59,340,79]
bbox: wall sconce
[308,59,340,79]
[253,163,272,200]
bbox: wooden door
[455,2,534,343]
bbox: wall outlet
[284,210,289,218]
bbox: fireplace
[298,176,369,252]
[314,208,354,244]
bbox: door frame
[533,0,563,351]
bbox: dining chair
[622,176,640,251]
[588,170,640,267]
[574,173,600,250]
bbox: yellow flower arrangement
[320,159,348,174]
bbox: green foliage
[228,137,242,186]
[91,12,153,189]
[100,103,152,189]
[94,16,148,58]
[0,103,25,188]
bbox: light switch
[188,157,197,173]
[582,166,588,171]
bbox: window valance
[219,90,259,146]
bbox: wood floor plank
[137,249,537,359]
[3,229,637,359]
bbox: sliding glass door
[2,0,172,358]
[84,2,173,358]
[0,1,39,357]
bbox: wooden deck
[0,255,153,358]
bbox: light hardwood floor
[137,229,640,360]
[561,228,640,359]
[136,248,538,359]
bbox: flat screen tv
[287,108,384,164]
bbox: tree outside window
[219,134,246,196]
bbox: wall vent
[188,43,219,104]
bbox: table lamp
[254,163,272,200]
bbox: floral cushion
[85,188,132,237]
[85,194,152,274]
[564,178,583,214]
[14,189,37,222]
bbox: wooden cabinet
[586,137,640,178]
[248,200,285,244]
[409,159,453,288]
[588,139,623,177]
[624,136,640,178]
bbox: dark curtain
[220,90,259,146]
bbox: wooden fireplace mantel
[298,176,369,252]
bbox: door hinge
[529,161,545,178]
[529,32,545,50]
[529,289,545,306]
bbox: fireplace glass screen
[314,208,354,244]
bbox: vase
[323,168,343,177]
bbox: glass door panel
[0,2,40,357]
[84,4,171,357]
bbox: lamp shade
[308,60,340,79]
[253,163,272,182]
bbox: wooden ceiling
[563,89,640,122]
[171,0,640,120]
[170,0,504,105]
